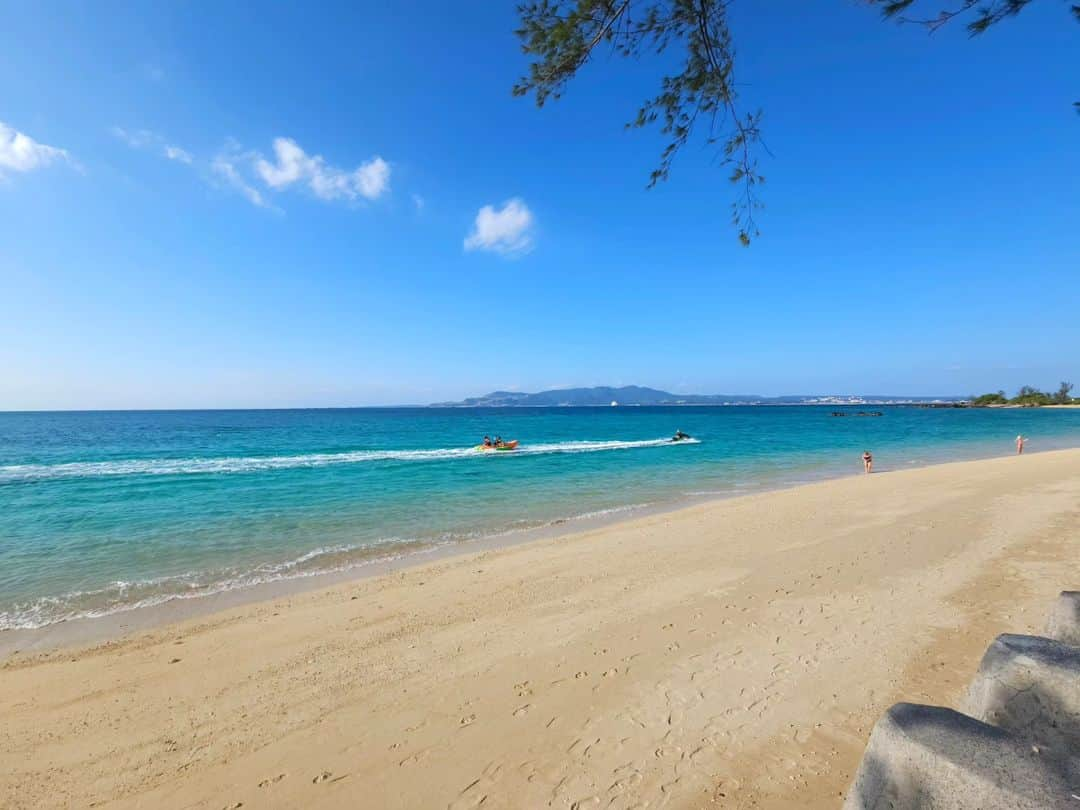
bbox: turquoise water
[2,406,1078,629]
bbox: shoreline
[2,449,1078,808]
[0,498,676,657]
[3,440,1078,657]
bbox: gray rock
[843,703,1079,809]
[964,633,1080,764]
[1046,591,1080,646]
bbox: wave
[0,501,655,630]
[0,536,438,631]
[0,438,699,483]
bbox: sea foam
[0,438,699,483]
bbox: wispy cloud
[164,145,193,164]
[464,198,535,256]
[112,127,193,165]
[0,121,71,177]
[211,141,272,209]
[111,127,154,149]
[255,137,390,202]
[412,193,425,212]
[111,126,393,212]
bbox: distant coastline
[434,384,1077,409]
[431,385,965,408]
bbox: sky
[1,1,1077,409]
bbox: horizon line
[0,398,970,415]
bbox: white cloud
[164,145,193,164]
[255,137,305,188]
[0,121,70,176]
[255,137,389,202]
[211,150,271,209]
[464,198,535,256]
[354,157,390,199]
[113,126,192,165]
[412,193,425,212]
[111,128,392,212]
[111,126,154,149]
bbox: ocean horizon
[3,404,1079,632]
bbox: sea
[2,405,1079,631]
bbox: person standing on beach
[862,450,873,474]
[1016,435,1026,455]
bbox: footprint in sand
[460,714,477,727]
[513,704,531,717]
[312,771,332,784]
[574,671,588,679]
[448,762,503,810]
[258,774,286,788]
[661,779,682,794]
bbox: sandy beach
[2,449,1078,809]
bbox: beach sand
[2,449,1078,809]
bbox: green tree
[870,0,1079,36]
[1054,380,1074,403]
[971,391,1008,405]
[514,0,764,245]
[1012,385,1053,406]
[513,1,1078,244]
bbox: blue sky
[1,1,1077,408]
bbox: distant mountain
[431,386,964,407]
[433,386,760,407]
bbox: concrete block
[843,703,1079,809]
[964,633,1080,764]
[1046,591,1080,646]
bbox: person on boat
[672,430,691,442]
[482,436,492,448]
[494,436,504,448]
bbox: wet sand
[2,449,1078,808]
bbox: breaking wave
[0,500,656,630]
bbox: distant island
[431,386,963,408]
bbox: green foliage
[970,383,1074,407]
[1011,385,1054,406]
[971,391,1008,405]
[513,0,764,245]
[513,1,1076,245]
[870,0,1036,35]
[868,1,1078,110]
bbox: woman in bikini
[862,450,873,474]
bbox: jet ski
[475,440,519,452]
